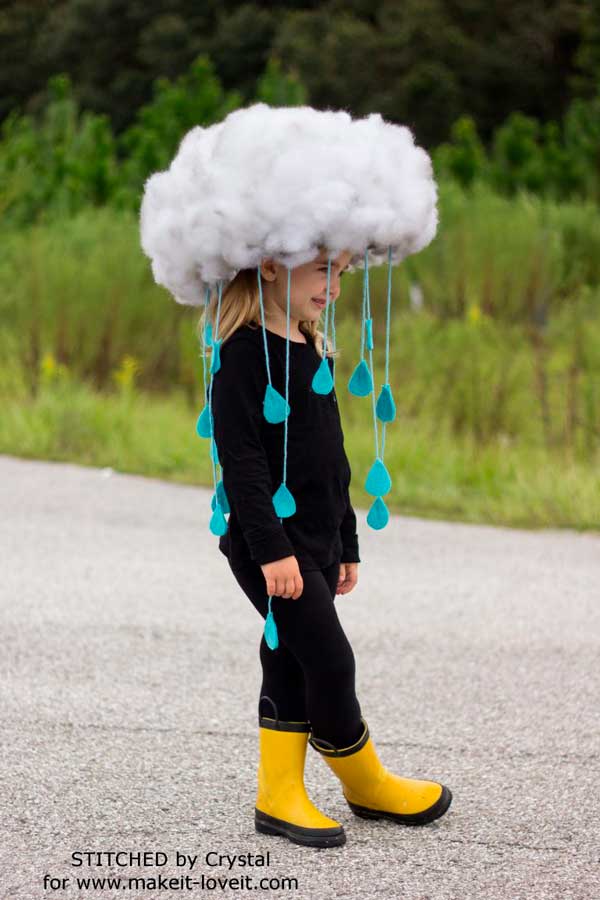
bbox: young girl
[140,99,452,851]
[206,248,453,849]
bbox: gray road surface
[1,454,599,900]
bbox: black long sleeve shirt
[209,323,360,571]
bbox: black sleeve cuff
[248,525,296,566]
[340,546,361,563]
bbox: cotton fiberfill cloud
[140,103,438,306]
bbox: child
[207,249,452,849]
[140,101,453,850]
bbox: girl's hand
[337,562,358,595]
[260,555,304,600]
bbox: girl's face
[261,249,353,323]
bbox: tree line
[3,0,599,146]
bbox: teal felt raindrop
[196,404,212,438]
[367,496,389,530]
[376,384,396,423]
[273,482,296,518]
[311,358,334,395]
[210,437,220,465]
[210,491,216,511]
[263,384,291,423]
[216,478,230,514]
[204,321,213,346]
[209,503,228,536]
[365,317,374,350]
[348,360,373,396]
[210,338,222,375]
[365,458,392,495]
[264,597,279,650]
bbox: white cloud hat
[140,102,438,305]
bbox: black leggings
[229,558,364,749]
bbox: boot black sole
[347,784,453,826]
[255,808,346,848]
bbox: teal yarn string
[360,257,367,360]
[264,269,293,652]
[382,245,393,458]
[320,257,335,511]
[257,267,274,389]
[201,285,210,411]
[331,280,337,383]
[385,245,392,386]
[282,267,291,491]
[322,256,332,361]
[207,280,224,491]
[254,264,295,651]
[364,250,380,462]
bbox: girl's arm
[211,337,296,566]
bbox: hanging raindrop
[365,458,392,495]
[367,496,389,530]
[196,405,212,437]
[348,360,373,396]
[376,384,396,422]
[264,597,279,649]
[263,384,291,423]
[210,338,222,374]
[209,503,228,535]
[272,483,296,518]
[216,478,230,514]
[311,358,334,395]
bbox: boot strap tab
[309,718,370,757]
[259,716,310,733]
[258,694,279,724]
[257,694,310,732]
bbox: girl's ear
[259,258,278,282]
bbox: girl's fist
[337,562,358,595]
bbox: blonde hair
[196,267,341,359]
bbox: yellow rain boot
[308,717,452,826]
[255,701,346,848]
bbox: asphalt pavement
[1,454,599,900]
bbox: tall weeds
[2,183,599,462]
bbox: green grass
[2,186,600,532]
[2,366,598,532]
